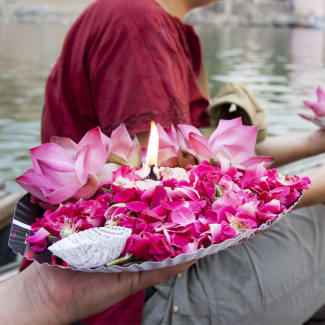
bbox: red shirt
[25,0,209,324]
[41,0,209,143]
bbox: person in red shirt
[41,0,212,145]
[24,0,215,324]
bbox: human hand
[0,260,195,325]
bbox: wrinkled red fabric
[41,0,209,143]
[21,0,210,324]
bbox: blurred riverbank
[1,0,325,29]
[0,0,93,23]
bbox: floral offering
[11,119,310,271]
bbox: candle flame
[146,121,159,167]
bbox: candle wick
[147,165,158,181]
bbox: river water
[0,23,325,193]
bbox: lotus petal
[78,127,110,173]
[127,137,142,168]
[50,136,78,158]
[73,174,100,201]
[41,184,81,204]
[157,123,175,149]
[208,118,242,146]
[38,159,79,186]
[31,143,74,172]
[178,124,202,142]
[158,147,179,167]
[240,156,274,170]
[303,87,325,117]
[74,145,90,185]
[97,163,121,184]
[188,132,214,160]
[109,124,133,163]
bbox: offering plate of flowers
[9,119,310,273]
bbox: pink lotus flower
[303,86,325,117]
[108,124,142,167]
[178,118,273,170]
[17,127,119,205]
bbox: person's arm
[255,130,325,168]
[296,164,325,208]
[0,261,194,325]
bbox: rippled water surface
[1,23,325,192]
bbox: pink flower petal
[26,227,49,244]
[188,132,214,160]
[36,157,75,173]
[209,223,222,242]
[30,143,74,172]
[78,127,110,173]
[38,159,79,186]
[208,117,242,145]
[127,137,142,168]
[171,207,196,226]
[157,123,174,149]
[73,174,99,200]
[96,163,121,184]
[162,200,187,211]
[109,124,133,162]
[114,188,138,203]
[50,136,78,158]
[210,221,237,243]
[240,156,274,170]
[317,86,325,103]
[42,184,81,204]
[126,201,150,212]
[298,113,315,121]
[178,124,202,141]
[170,234,190,248]
[260,199,281,213]
[171,187,200,200]
[158,147,178,167]
[152,186,169,207]
[182,240,199,254]
[74,145,90,185]
[26,227,49,252]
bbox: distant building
[293,0,325,17]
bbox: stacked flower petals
[19,119,310,265]
[25,162,309,262]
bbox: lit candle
[145,121,159,180]
[112,121,164,190]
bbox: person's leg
[142,205,325,325]
[220,204,325,325]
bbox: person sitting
[21,0,325,324]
